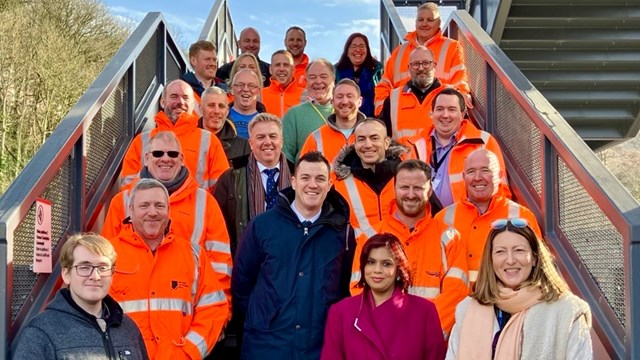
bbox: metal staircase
[495,0,640,149]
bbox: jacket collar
[333,141,408,181]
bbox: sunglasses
[490,218,529,229]
[149,150,180,158]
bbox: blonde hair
[229,53,264,89]
[248,113,282,135]
[60,233,116,269]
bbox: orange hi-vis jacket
[435,195,542,283]
[119,111,229,192]
[387,81,449,145]
[300,112,366,165]
[261,77,306,118]
[294,53,309,88]
[350,201,469,335]
[109,225,229,360]
[102,173,232,299]
[408,119,512,203]
[374,30,470,116]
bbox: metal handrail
[0,12,188,358]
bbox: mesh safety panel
[557,157,626,329]
[11,157,72,321]
[495,81,542,201]
[135,30,158,109]
[166,48,182,83]
[458,34,487,110]
[85,78,126,192]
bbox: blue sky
[102,0,382,63]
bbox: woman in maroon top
[321,233,446,360]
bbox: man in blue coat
[232,150,355,360]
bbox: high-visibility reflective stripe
[393,43,410,84]
[185,330,208,359]
[313,130,323,154]
[435,39,452,80]
[140,131,151,165]
[191,189,207,248]
[121,175,137,187]
[409,286,440,299]
[480,131,490,146]
[440,242,449,271]
[389,88,401,138]
[396,129,418,139]
[343,177,377,239]
[443,204,457,226]
[212,262,232,277]
[449,173,464,183]
[414,138,427,161]
[446,266,469,286]
[508,201,520,218]
[207,178,218,189]
[205,241,231,254]
[122,189,132,218]
[449,63,465,74]
[197,290,227,307]
[196,132,211,188]
[350,271,361,283]
[469,270,479,283]
[120,298,193,314]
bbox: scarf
[139,166,188,195]
[457,285,543,360]
[247,152,291,218]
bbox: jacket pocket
[244,287,282,331]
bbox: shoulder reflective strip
[450,64,465,73]
[196,132,211,188]
[393,44,410,83]
[141,131,150,165]
[469,270,479,283]
[313,130,323,154]
[436,39,452,80]
[441,242,449,271]
[415,138,427,161]
[205,241,231,254]
[409,286,440,299]
[344,177,377,239]
[389,88,401,137]
[192,189,207,247]
[121,175,136,187]
[185,330,208,359]
[396,129,418,140]
[197,290,227,307]
[207,178,218,189]
[120,298,193,314]
[449,173,464,183]
[212,262,232,277]
[350,271,361,283]
[480,131,490,146]
[446,266,469,286]
[443,204,456,226]
[508,201,520,218]
[122,190,132,218]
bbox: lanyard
[430,137,456,174]
[309,101,332,125]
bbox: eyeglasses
[409,61,434,70]
[491,218,529,230]
[149,150,180,158]
[232,83,259,91]
[349,44,366,50]
[72,264,114,277]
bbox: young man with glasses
[12,234,148,359]
[379,46,449,145]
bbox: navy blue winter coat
[232,186,355,360]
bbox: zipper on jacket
[101,328,117,360]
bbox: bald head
[239,27,261,56]
[160,80,195,123]
[463,149,502,207]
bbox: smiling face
[160,81,195,123]
[492,230,535,290]
[364,246,397,298]
[231,69,260,112]
[291,160,330,215]
[347,36,367,68]
[145,136,183,182]
[249,121,283,167]
[332,83,362,124]
[354,121,390,169]
[306,62,335,104]
[394,168,430,219]
[270,53,294,86]
[415,7,441,43]
[61,245,112,314]
[239,28,260,56]
[201,92,229,133]
[432,93,463,140]
[190,48,217,81]
[464,150,500,207]
[130,187,169,245]
[285,29,307,58]
[408,47,435,89]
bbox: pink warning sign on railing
[33,198,52,273]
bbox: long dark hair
[335,33,377,71]
[356,233,412,292]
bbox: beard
[412,73,435,90]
